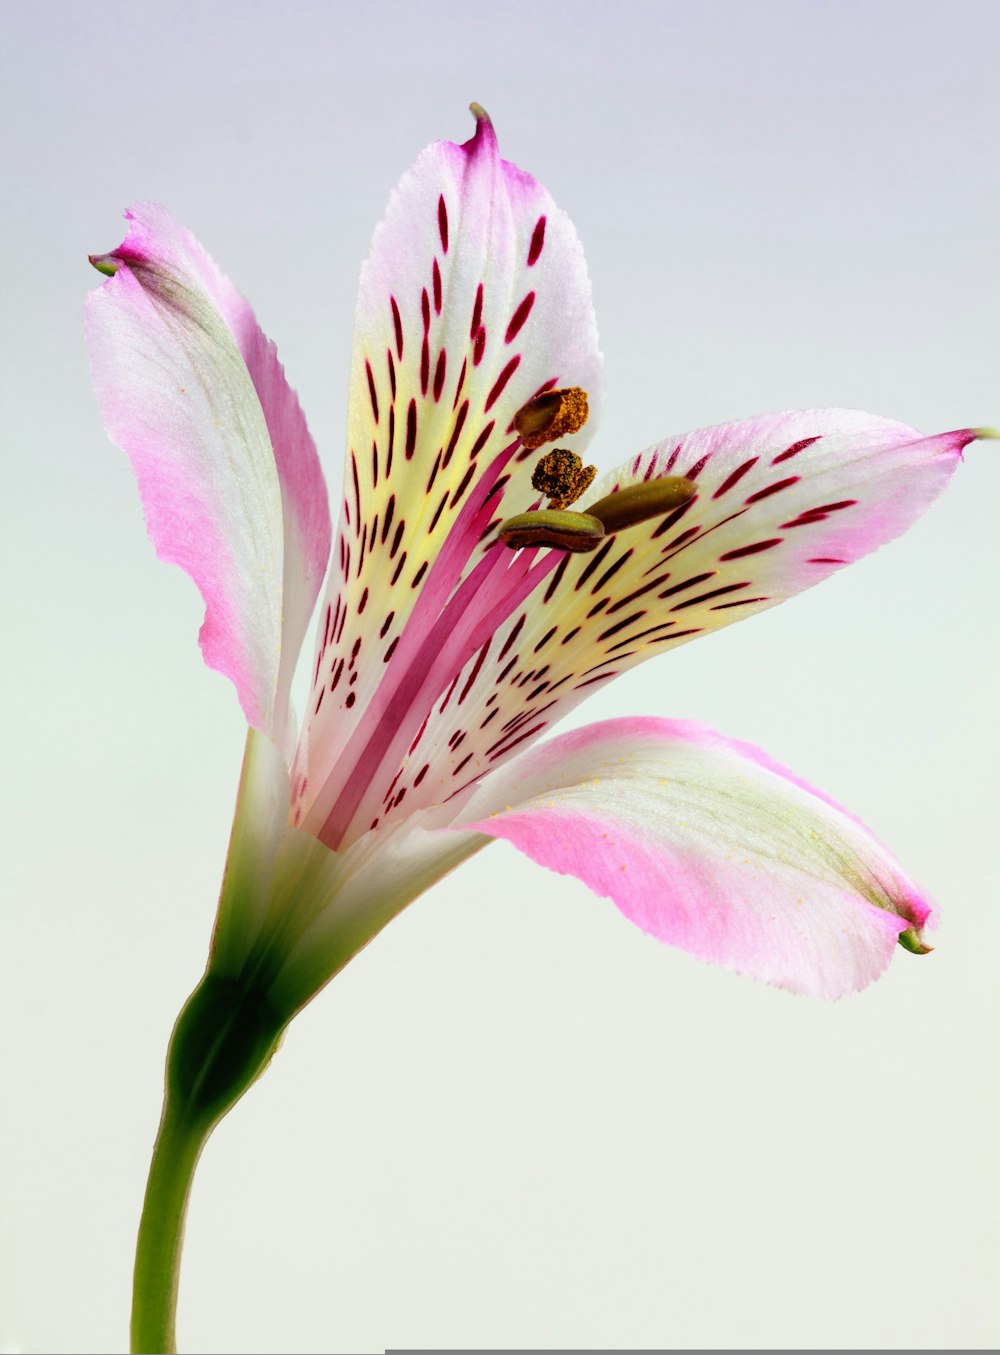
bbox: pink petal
[399,412,980,799]
[457,717,936,998]
[298,106,602,835]
[85,203,330,739]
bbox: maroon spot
[480,709,499,729]
[713,457,759,499]
[371,442,379,488]
[606,572,671,614]
[470,421,495,458]
[390,550,407,584]
[453,752,474,776]
[527,215,546,266]
[505,291,536,344]
[658,571,715,599]
[459,641,491,703]
[643,459,658,482]
[745,475,800,504]
[575,539,615,589]
[438,195,449,253]
[405,399,417,458]
[382,496,395,543]
[365,360,379,423]
[453,357,468,408]
[321,602,331,650]
[387,407,395,472]
[684,453,712,480]
[650,500,696,539]
[664,443,682,471]
[390,296,403,358]
[350,450,361,525]
[533,626,557,652]
[386,348,396,400]
[657,524,701,554]
[438,672,461,713]
[473,327,487,366]
[345,691,356,708]
[421,288,430,332]
[420,336,429,395]
[718,538,783,561]
[432,259,442,314]
[575,673,615,691]
[433,348,447,402]
[772,435,821,464]
[496,656,518,683]
[379,610,394,637]
[358,587,369,614]
[485,355,521,411]
[808,556,846,564]
[443,401,469,468]
[598,611,644,642]
[390,522,405,559]
[449,461,477,508]
[487,721,548,759]
[428,491,449,533]
[498,615,526,661]
[383,636,399,662]
[426,449,442,494]
[543,555,570,604]
[607,621,676,652]
[593,548,633,593]
[412,560,429,588]
[782,498,858,528]
[330,658,344,690]
[314,687,325,714]
[673,582,750,610]
[712,595,769,609]
[470,283,483,337]
[414,763,430,786]
[408,713,431,754]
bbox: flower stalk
[131,973,286,1353]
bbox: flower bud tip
[973,425,999,441]
[897,927,933,956]
[88,252,120,277]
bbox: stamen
[586,476,696,533]
[531,449,597,508]
[499,509,605,553]
[514,387,589,451]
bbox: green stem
[130,972,287,1353]
[130,1098,211,1354]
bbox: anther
[586,476,696,533]
[513,387,589,451]
[531,449,597,509]
[498,509,605,553]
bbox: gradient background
[2,2,997,1351]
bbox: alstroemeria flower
[86,108,985,1018]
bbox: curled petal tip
[897,927,933,956]
[973,425,999,441]
[469,101,493,128]
[88,251,120,277]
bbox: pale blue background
[2,1,997,1351]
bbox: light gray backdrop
[1,1,997,1351]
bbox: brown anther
[531,449,598,509]
[513,386,589,451]
[586,476,697,533]
[498,509,605,553]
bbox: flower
[85,106,987,1022]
